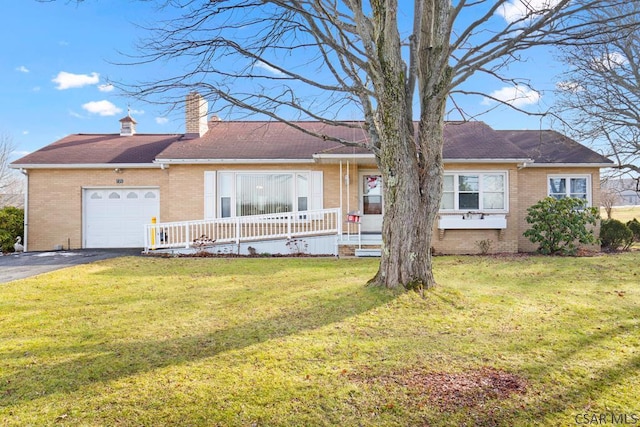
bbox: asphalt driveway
[0,249,142,284]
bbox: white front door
[83,188,160,248]
[359,172,383,232]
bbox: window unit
[548,175,591,204]
[206,171,323,219]
[440,172,508,212]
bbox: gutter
[154,158,315,164]
[9,163,164,170]
[523,162,614,168]
[19,169,28,252]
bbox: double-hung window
[218,172,312,217]
[441,172,507,211]
[548,175,590,203]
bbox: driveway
[0,249,142,284]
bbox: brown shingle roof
[442,121,530,160]
[157,121,370,160]
[12,134,182,165]
[157,120,532,161]
[498,130,613,164]
[11,121,612,166]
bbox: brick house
[11,93,612,254]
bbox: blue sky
[2,1,562,159]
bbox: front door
[359,172,383,232]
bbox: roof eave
[10,163,162,169]
[154,158,315,164]
[444,158,534,164]
[524,162,614,168]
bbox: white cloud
[155,117,169,125]
[130,109,145,115]
[482,85,541,107]
[69,110,85,119]
[82,100,122,116]
[52,71,100,90]
[22,130,29,135]
[98,84,115,92]
[497,0,562,24]
[254,61,285,77]
[591,52,628,71]
[556,81,583,93]
[16,65,30,73]
[32,86,41,92]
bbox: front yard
[1,254,638,426]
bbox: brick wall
[25,163,604,253]
[26,168,168,251]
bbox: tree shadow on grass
[90,256,373,278]
[469,311,640,426]
[0,283,395,410]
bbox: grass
[1,254,639,426]
[605,205,640,223]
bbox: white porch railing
[144,208,342,252]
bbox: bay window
[218,171,312,217]
[441,172,507,211]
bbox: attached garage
[83,188,160,248]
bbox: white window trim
[209,170,322,218]
[547,174,592,206]
[440,171,509,213]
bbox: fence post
[150,217,157,250]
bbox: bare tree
[0,134,23,208]
[555,3,640,180]
[600,186,619,219]
[107,0,638,290]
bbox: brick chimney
[185,92,209,138]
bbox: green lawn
[1,255,639,426]
[606,205,640,223]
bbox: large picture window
[548,175,590,202]
[441,172,507,211]
[218,172,311,217]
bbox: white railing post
[145,208,345,251]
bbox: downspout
[339,160,343,238]
[20,168,28,252]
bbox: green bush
[627,218,640,242]
[524,197,599,255]
[600,219,634,251]
[0,206,24,253]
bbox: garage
[83,188,160,248]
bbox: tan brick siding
[26,168,168,251]
[25,162,604,253]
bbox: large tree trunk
[367,108,446,292]
[367,0,451,291]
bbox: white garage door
[84,188,160,248]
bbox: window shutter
[204,171,216,219]
[310,171,323,210]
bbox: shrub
[627,218,640,242]
[524,197,599,255]
[0,206,25,253]
[600,219,634,251]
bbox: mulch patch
[352,366,527,411]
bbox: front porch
[143,208,383,257]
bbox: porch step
[355,248,381,257]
